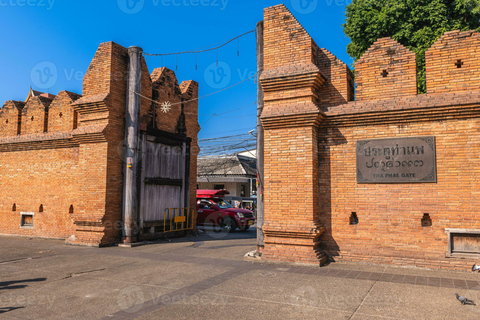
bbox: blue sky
[0,0,352,139]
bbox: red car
[196,189,255,232]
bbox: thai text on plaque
[356,136,436,183]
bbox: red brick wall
[262,125,322,264]
[263,5,315,70]
[181,80,200,213]
[260,5,328,264]
[315,47,354,109]
[319,117,480,270]
[0,41,199,246]
[261,4,480,270]
[0,101,24,136]
[355,37,417,101]
[426,30,480,94]
[22,96,52,134]
[151,67,184,133]
[102,43,130,245]
[47,91,81,132]
[0,147,79,239]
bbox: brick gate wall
[0,42,199,246]
[321,113,480,270]
[261,4,480,270]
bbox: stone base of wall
[262,229,329,265]
[334,252,479,272]
[262,243,326,265]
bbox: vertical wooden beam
[122,46,143,244]
[256,21,265,253]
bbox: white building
[197,150,257,197]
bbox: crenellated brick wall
[261,4,480,270]
[22,96,53,135]
[47,91,82,132]
[0,101,24,136]
[426,30,480,94]
[355,37,417,101]
[315,47,354,109]
[0,41,199,246]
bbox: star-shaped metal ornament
[160,101,171,113]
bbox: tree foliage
[343,0,480,93]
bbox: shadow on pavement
[0,307,25,314]
[0,278,47,291]
[195,226,257,243]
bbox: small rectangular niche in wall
[20,212,34,229]
[445,228,480,258]
[349,212,359,225]
[421,213,432,227]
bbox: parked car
[196,189,255,232]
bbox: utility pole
[122,46,142,244]
[256,21,265,255]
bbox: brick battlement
[262,6,480,108]
[355,37,417,101]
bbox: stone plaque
[356,136,436,183]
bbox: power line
[199,126,256,137]
[201,115,215,127]
[199,131,256,142]
[199,133,256,156]
[143,30,255,57]
[132,73,257,107]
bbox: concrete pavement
[1,228,480,319]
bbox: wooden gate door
[138,131,191,237]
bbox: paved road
[1,229,480,319]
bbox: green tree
[343,0,480,93]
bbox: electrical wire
[200,126,257,137]
[143,30,255,57]
[199,131,256,142]
[132,73,257,107]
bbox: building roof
[25,88,56,102]
[197,152,257,177]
